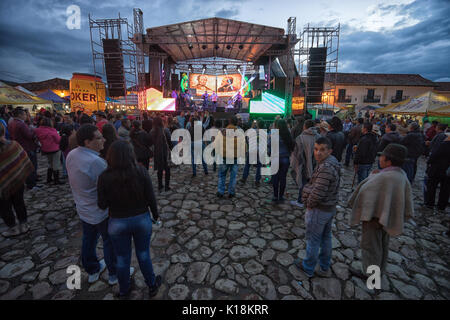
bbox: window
[338,89,346,98]
[395,90,403,100]
[367,89,375,99]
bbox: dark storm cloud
[338,0,450,80]
[0,0,449,83]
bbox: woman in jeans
[34,117,63,184]
[97,140,162,298]
[270,119,295,203]
[150,116,171,191]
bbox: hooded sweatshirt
[302,154,341,211]
[34,125,61,153]
[377,131,401,152]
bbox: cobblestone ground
[0,154,449,300]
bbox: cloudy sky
[0,0,449,83]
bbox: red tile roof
[434,82,450,92]
[325,73,437,87]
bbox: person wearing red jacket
[34,117,63,184]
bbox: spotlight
[237,65,241,72]
[215,45,219,50]
[222,65,227,72]
[188,64,193,72]
[202,64,206,73]
[202,44,207,50]
[226,44,231,50]
[239,44,243,50]
[188,43,193,49]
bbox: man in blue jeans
[294,137,341,278]
[66,124,120,284]
[216,116,244,198]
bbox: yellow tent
[0,81,52,105]
[376,91,450,117]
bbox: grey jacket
[302,155,341,210]
[290,128,319,186]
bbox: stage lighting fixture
[239,45,244,50]
[226,44,231,50]
[202,65,206,72]
[188,65,193,72]
[202,44,207,50]
[215,45,220,50]
[222,65,227,72]
[237,65,241,72]
[188,44,193,49]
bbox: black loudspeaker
[216,107,225,112]
[171,74,179,90]
[307,47,327,103]
[103,39,125,97]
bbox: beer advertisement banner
[70,74,106,113]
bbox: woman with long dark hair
[271,119,295,203]
[129,120,153,169]
[150,116,171,192]
[97,140,162,299]
[100,123,118,159]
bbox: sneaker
[115,278,135,299]
[88,259,106,283]
[239,179,246,185]
[19,223,30,234]
[255,181,260,187]
[148,275,162,298]
[216,192,224,198]
[1,226,21,238]
[315,267,332,278]
[165,186,171,192]
[293,258,313,278]
[228,193,235,199]
[271,197,279,203]
[290,201,304,209]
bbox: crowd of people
[0,104,449,297]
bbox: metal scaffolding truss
[175,57,256,74]
[89,12,138,101]
[297,24,340,114]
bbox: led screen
[249,92,285,114]
[189,73,242,97]
[144,88,175,111]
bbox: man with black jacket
[425,133,450,212]
[326,117,346,162]
[377,123,401,152]
[354,122,378,183]
[400,122,425,184]
[345,118,364,166]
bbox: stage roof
[140,17,295,63]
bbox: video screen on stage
[249,92,286,114]
[189,73,242,97]
[143,88,176,111]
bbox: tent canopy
[0,81,53,105]
[376,91,450,117]
[360,105,382,111]
[37,89,66,103]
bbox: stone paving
[0,154,449,300]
